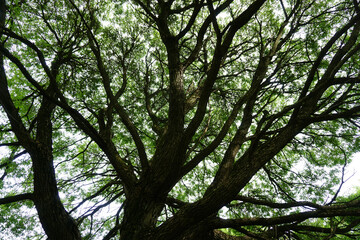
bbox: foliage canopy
[1,0,360,239]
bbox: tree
[0,0,360,239]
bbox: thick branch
[290,219,360,234]
[0,193,34,205]
[233,195,323,209]
[212,207,360,228]
[309,105,360,123]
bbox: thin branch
[279,0,288,19]
[0,40,137,191]
[177,0,204,39]
[292,13,360,120]
[0,142,20,147]
[69,181,121,214]
[1,28,53,79]
[354,0,360,13]
[327,148,348,205]
[207,0,221,38]
[181,94,246,176]
[183,0,266,148]
[76,0,149,172]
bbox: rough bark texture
[31,96,82,240]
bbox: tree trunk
[31,92,82,240]
[120,183,166,240]
[30,143,81,240]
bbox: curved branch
[69,181,122,214]
[0,48,34,151]
[1,28,53,79]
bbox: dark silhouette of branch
[0,193,34,205]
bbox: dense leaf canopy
[1,0,360,239]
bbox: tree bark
[120,184,166,240]
[30,70,82,239]
[31,148,82,240]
